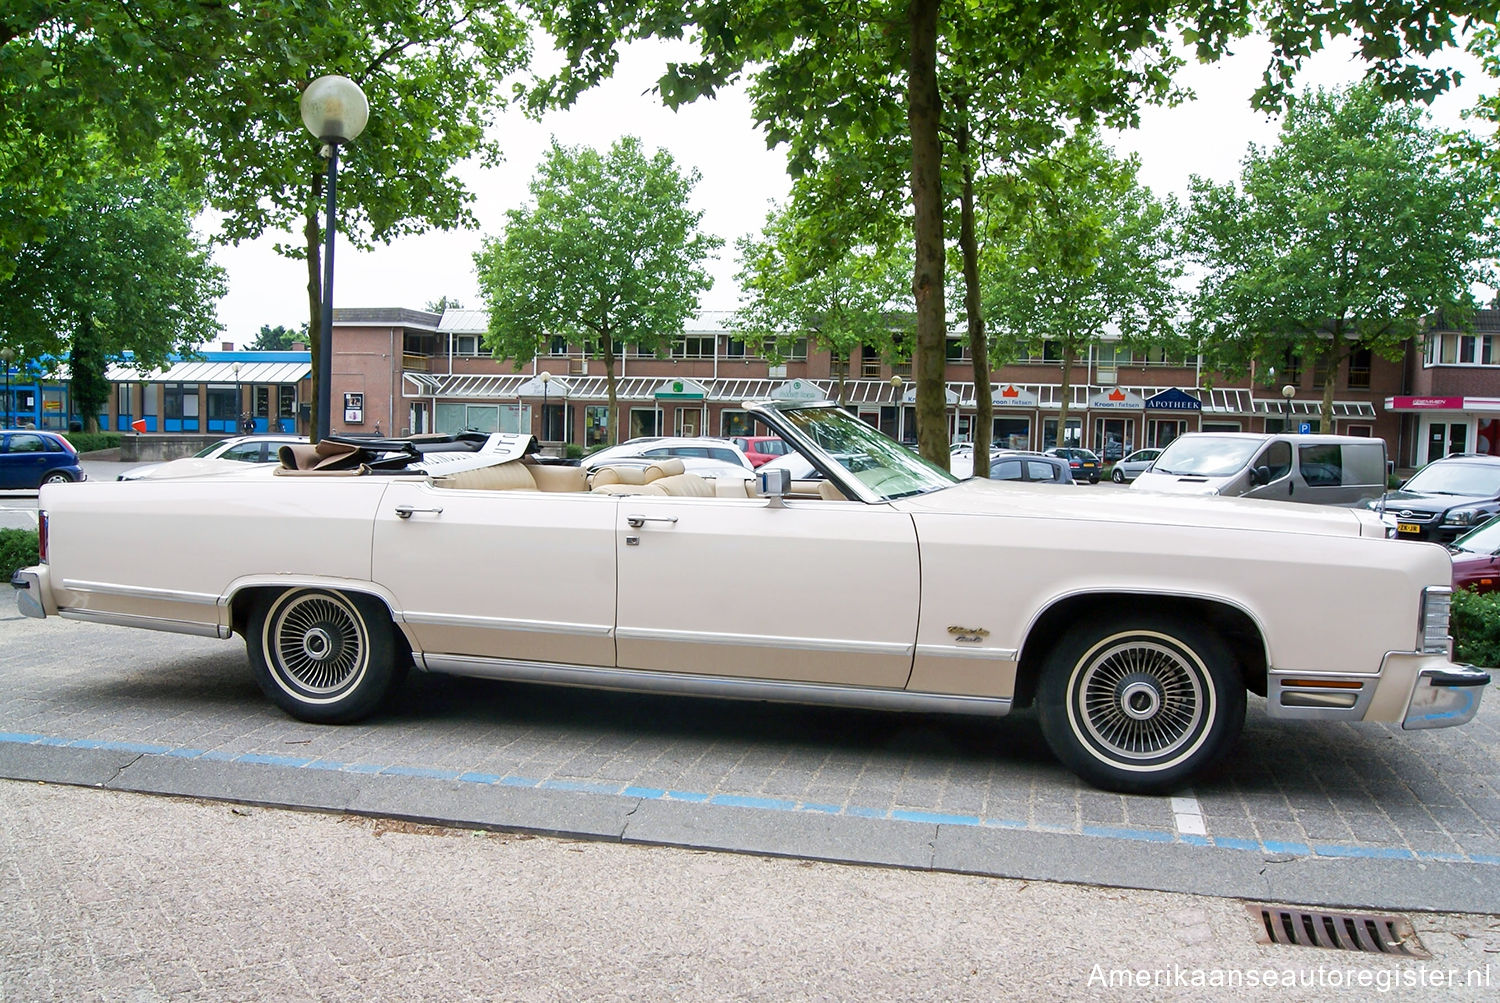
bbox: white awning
[107,360,311,384]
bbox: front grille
[1248,904,1430,958]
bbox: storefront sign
[993,385,1038,407]
[1388,396,1465,410]
[1144,388,1202,411]
[772,379,824,401]
[653,378,707,400]
[1088,389,1144,410]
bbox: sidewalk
[2,779,1496,1002]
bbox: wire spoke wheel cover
[269,592,370,698]
[1038,615,1245,794]
[1070,634,1210,765]
[246,588,402,724]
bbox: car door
[1,432,48,488]
[371,479,618,668]
[613,493,919,688]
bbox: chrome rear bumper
[1403,664,1491,730]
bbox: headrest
[643,457,686,480]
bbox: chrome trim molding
[60,579,220,607]
[402,611,614,637]
[915,644,1019,661]
[420,654,1013,717]
[58,607,229,639]
[614,626,912,657]
[1403,663,1490,730]
[1265,670,1376,721]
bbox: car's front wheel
[1111,468,1125,484]
[246,588,406,724]
[1036,614,1245,794]
[40,471,73,485]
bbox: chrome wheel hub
[1076,640,1205,761]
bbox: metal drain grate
[1248,904,1431,959]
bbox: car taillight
[57,436,78,455]
[38,511,48,563]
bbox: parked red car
[728,435,792,468]
[1450,516,1500,593]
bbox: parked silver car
[1110,447,1162,483]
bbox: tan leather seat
[527,464,588,492]
[436,462,537,491]
[652,473,716,497]
[818,480,849,501]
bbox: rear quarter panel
[40,476,392,630]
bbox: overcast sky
[207,34,1490,348]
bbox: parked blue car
[0,430,86,489]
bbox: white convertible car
[12,401,1490,793]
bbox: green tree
[984,133,1183,447]
[425,297,465,313]
[0,166,226,432]
[248,325,307,351]
[1185,83,1498,431]
[733,198,913,406]
[474,137,722,446]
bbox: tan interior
[431,456,761,499]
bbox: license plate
[1397,522,1421,535]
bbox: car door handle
[394,505,444,520]
[626,513,679,529]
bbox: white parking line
[1170,792,1207,837]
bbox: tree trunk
[907,0,947,468]
[1319,332,1347,435]
[601,330,620,445]
[1056,344,1077,448]
[955,96,991,476]
[303,171,325,443]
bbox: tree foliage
[733,197,913,405]
[1185,82,1498,430]
[248,324,307,351]
[474,137,722,446]
[0,166,226,432]
[984,133,1183,445]
[3,1,532,437]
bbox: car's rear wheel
[246,588,405,724]
[1111,468,1125,484]
[1037,614,1244,794]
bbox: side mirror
[758,467,791,507]
[1249,465,1272,487]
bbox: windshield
[1402,461,1500,498]
[1453,516,1500,554]
[1150,436,1261,477]
[194,438,234,458]
[775,405,957,500]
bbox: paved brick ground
[3,607,1498,904]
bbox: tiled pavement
[2,610,1498,912]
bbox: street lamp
[1281,384,1297,432]
[0,347,13,429]
[299,74,369,441]
[232,362,242,434]
[890,375,904,443]
[539,370,551,445]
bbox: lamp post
[232,362,242,434]
[0,347,13,429]
[299,74,369,441]
[890,375,904,443]
[1282,384,1297,433]
[539,370,551,445]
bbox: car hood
[899,478,1388,538]
[1372,489,1491,514]
[120,458,278,481]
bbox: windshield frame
[748,401,958,502]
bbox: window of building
[585,405,610,447]
[1425,332,1499,367]
[206,385,238,428]
[670,335,716,358]
[723,337,747,358]
[629,407,660,439]
[945,338,966,361]
[721,410,753,437]
[1347,348,1372,389]
[786,338,808,361]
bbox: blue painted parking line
[2,730,1492,867]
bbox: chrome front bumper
[1403,663,1491,729]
